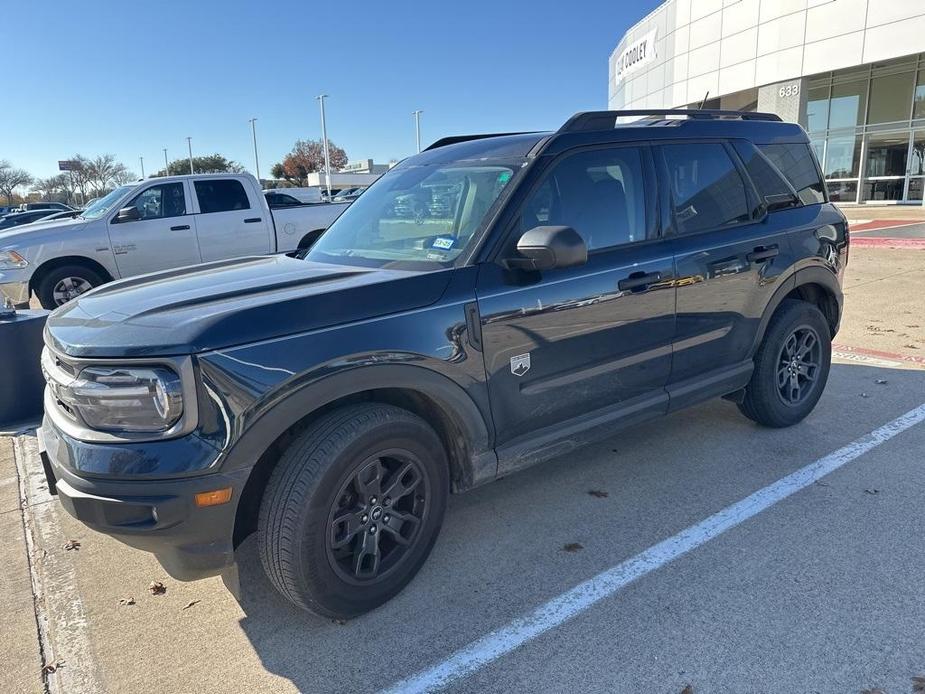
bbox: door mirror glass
[506,225,588,271]
[115,206,140,222]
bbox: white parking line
[385,403,925,694]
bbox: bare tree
[0,160,33,205]
[84,155,124,196]
[33,174,73,204]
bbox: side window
[758,143,826,205]
[661,143,751,235]
[732,141,799,211]
[520,146,648,251]
[127,182,186,220]
[194,179,251,214]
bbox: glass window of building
[868,71,915,124]
[915,70,925,120]
[824,133,862,179]
[865,132,909,178]
[828,80,867,130]
[806,86,830,133]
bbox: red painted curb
[833,343,925,366]
[850,237,925,249]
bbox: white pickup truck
[0,173,348,308]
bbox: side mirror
[505,226,587,271]
[115,206,140,222]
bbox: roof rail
[559,109,782,133]
[424,132,536,151]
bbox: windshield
[306,159,523,268]
[80,185,136,220]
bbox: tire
[35,264,105,309]
[738,299,831,428]
[257,403,449,618]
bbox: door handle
[618,271,661,292]
[170,224,190,231]
[746,245,779,263]
[244,217,262,223]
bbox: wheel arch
[228,364,496,547]
[29,255,115,295]
[751,266,842,356]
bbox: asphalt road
[10,355,925,694]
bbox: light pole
[316,94,332,198]
[249,118,260,181]
[413,110,423,153]
[163,148,169,176]
[139,156,145,179]
[186,137,194,174]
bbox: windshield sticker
[432,237,455,250]
[425,252,446,261]
[498,171,512,184]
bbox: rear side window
[758,143,826,205]
[660,143,751,235]
[195,179,251,214]
[732,141,799,210]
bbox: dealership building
[609,0,925,204]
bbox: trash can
[0,304,49,428]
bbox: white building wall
[609,0,925,110]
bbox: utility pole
[249,118,260,181]
[139,156,145,179]
[316,94,332,198]
[163,148,169,176]
[186,137,194,174]
[413,110,423,153]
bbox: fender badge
[510,353,531,377]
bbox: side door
[192,178,272,261]
[107,180,200,278]
[476,144,676,461]
[658,140,797,401]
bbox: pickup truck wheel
[36,265,104,309]
[257,403,449,618]
[738,299,831,428]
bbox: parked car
[332,187,365,202]
[18,201,74,212]
[0,209,60,230]
[263,187,324,204]
[0,173,348,308]
[38,110,847,619]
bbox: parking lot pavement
[4,245,925,694]
[6,358,923,694]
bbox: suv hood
[46,255,452,358]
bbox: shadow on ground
[223,363,925,694]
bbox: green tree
[155,154,245,176]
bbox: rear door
[192,177,272,261]
[658,140,796,401]
[107,180,201,277]
[477,144,676,460]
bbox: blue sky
[3,1,659,180]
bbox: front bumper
[39,418,251,580]
[0,278,30,305]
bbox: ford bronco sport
[38,110,847,618]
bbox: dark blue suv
[39,110,848,617]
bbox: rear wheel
[257,403,449,618]
[738,300,831,427]
[35,264,105,309]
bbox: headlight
[0,250,28,269]
[65,365,183,433]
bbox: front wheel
[257,403,449,618]
[35,264,104,309]
[738,300,832,428]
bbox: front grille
[41,346,79,422]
